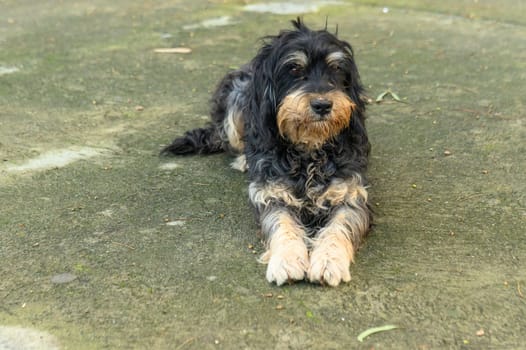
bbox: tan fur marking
[277,90,356,149]
[326,51,347,68]
[224,108,244,152]
[283,51,308,67]
[249,182,303,208]
[314,175,368,209]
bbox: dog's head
[248,18,365,151]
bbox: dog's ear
[244,43,280,153]
[339,44,366,116]
[346,70,365,112]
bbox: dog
[161,18,371,287]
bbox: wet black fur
[162,18,371,233]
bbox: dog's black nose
[310,98,333,116]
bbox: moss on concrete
[1,1,525,348]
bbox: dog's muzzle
[277,90,356,149]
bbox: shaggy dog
[162,19,371,287]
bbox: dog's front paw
[262,239,309,286]
[308,241,352,287]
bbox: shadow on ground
[1,0,525,349]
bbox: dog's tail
[160,124,224,156]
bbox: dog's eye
[289,64,305,77]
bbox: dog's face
[275,49,357,150]
[251,20,364,150]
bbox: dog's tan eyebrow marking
[326,51,347,67]
[283,51,308,67]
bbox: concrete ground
[1,0,525,349]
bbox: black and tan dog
[162,19,371,287]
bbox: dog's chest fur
[276,148,349,228]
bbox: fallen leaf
[376,90,389,102]
[375,89,405,103]
[390,91,401,101]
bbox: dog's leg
[308,177,370,287]
[211,70,250,156]
[259,208,309,285]
[230,154,247,172]
[250,182,309,285]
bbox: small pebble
[50,273,77,284]
[166,220,185,226]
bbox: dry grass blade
[154,47,192,54]
[357,324,399,342]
